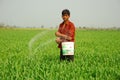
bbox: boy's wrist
[62,35,67,39]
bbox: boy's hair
[62,9,70,16]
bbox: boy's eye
[62,14,68,16]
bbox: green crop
[0,28,120,80]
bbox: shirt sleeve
[57,25,61,33]
[69,23,75,40]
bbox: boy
[55,9,75,61]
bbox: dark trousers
[60,49,74,62]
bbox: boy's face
[62,14,70,22]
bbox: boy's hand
[55,37,62,44]
[55,32,72,41]
[63,35,72,40]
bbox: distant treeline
[0,23,120,30]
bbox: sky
[0,0,120,28]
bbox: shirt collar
[62,20,70,25]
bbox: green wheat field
[0,28,120,80]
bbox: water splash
[28,30,48,55]
[33,38,55,54]
[28,29,55,57]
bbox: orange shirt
[57,20,75,48]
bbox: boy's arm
[55,32,72,40]
[67,24,75,41]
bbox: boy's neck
[63,20,69,24]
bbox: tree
[41,25,44,28]
[0,23,5,28]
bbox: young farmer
[55,9,75,61]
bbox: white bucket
[62,42,74,55]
